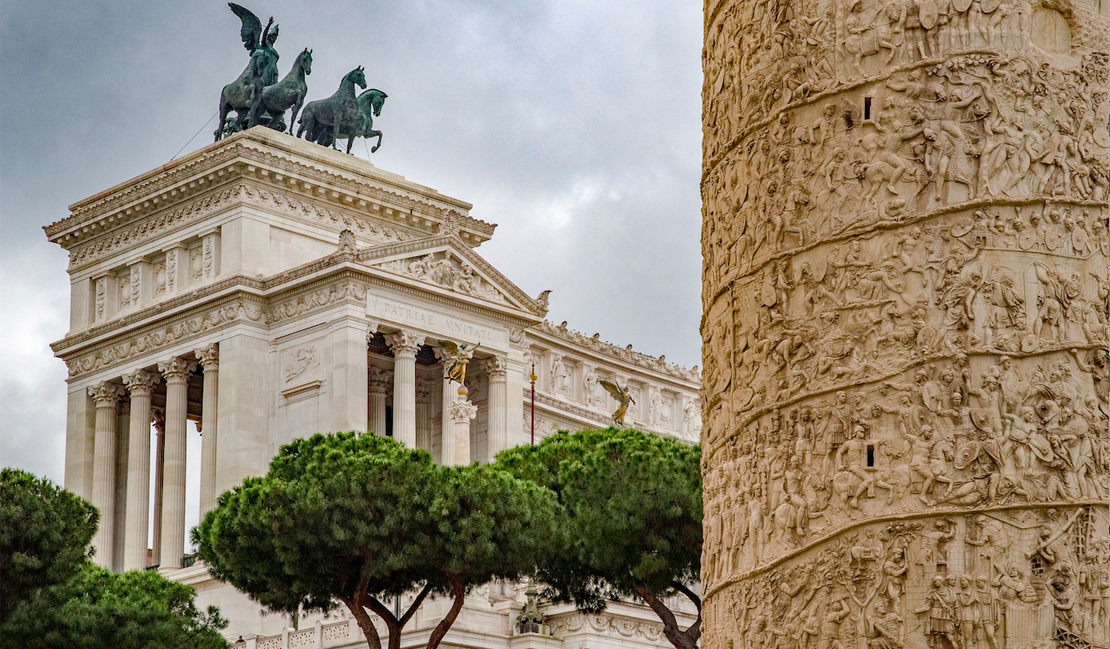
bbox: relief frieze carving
[701,0,1108,647]
[375,251,510,305]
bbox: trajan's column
[700,0,1108,647]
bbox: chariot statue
[211,3,387,154]
[215,3,282,140]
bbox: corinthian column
[195,344,219,520]
[435,347,460,464]
[151,408,165,567]
[158,356,195,570]
[368,367,391,436]
[415,378,434,453]
[481,357,508,460]
[387,331,423,447]
[122,370,157,571]
[88,381,124,568]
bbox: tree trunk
[632,584,701,649]
[340,593,383,649]
[425,574,467,649]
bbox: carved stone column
[701,1,1110,647]
[122,370,157,571]
[387,331,422,447]
[435,347,461,464]
[368,367,391,436]
[195,344,219,520]
[481,357,509,460]
[415,378,434,453]
[112,400,130,571]
[88,381,123,568]
[448,398,478,466]
[151,408,165,567]
[158,357,195,570]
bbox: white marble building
[44,128,700,647]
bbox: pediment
[360,235,547,316]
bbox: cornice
[45,129,495,251]
[54,256,544,375]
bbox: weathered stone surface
[700,0,1109,647]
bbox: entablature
[45,128,496,264]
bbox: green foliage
[2,565,229,649]
[195,433,557,649]
[0,468,229,649]
[0,468,97,620]
[494,429,703,649]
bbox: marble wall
[700,0,1109,646]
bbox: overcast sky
[0,1,704,486]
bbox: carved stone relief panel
[701,0,1108,647]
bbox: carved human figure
[916,575,958,649]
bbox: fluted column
[122,370,157,571]
[88,381,124,568]
[150,408,165,567]
[386,331,422,447]
[415,378,434,453]
[158,356,195,570]
[448,398,478,466]
[481,357,509,460]
[112,400,130,571]
[436,350,459,465]
[368,367,391,436]
[195,344,219,520]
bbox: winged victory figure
[599,379,635,426]
[437,340,480,386]
[215,3,281,140]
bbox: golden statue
[437,340,479,386]
[599,379,634,426]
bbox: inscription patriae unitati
[369,296,506,346]
[700,0,1108,647]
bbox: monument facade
[700,0,1108,647]
[44,127,700,645]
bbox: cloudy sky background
[0,1,703,493]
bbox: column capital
[123,369,159,396]
[480,356,508,380]
[366,320,381,343]
[159,357,197,383]
[369,367,393,394]
[450,398,478,424]
[194,344,219,371]
[88,382,125,406]
[152,407,166,434]
[386,330,424,357]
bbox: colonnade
[86,344,219,572]
[368,327,508,466]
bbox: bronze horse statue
[296,67,367,154]
[310,89,387,153]
[215,3,280,141]
[247,48,312,132]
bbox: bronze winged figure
[437,340,480,386]
[599,379,634,426]
[215,3,281,140]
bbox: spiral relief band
[700,0,1109,647]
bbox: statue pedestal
[448,395,477,466]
